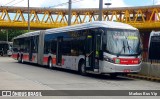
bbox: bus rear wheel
[21,55,24,63]
[79,61,87,76]
[0,51,4,56]
[48,58,53,69]
[18,55,21,63]
[110,73,118,78]
[18,55,24,63]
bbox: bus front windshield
[103,29,141,56]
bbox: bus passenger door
[85,35,93,70]
[94,34,102,70]
[56,37,63,66]
[85,34,101,72]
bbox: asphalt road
[0,57,159,99]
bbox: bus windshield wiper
[126,40,131,53]
[117,41,125,57]
[126,40,137,55]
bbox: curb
[127,74,160,82]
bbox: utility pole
[28,0,30,32]
[99,0,103,21]
[68,0,72,26]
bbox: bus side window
[71,49,77,56]
[61,40,71,55]
[102,32,107,51]
[51,40,56,54]
[71,39,80,56]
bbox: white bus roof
[46,21,137,34]
[14,31,40,39]
[148,31,160,49]
[150,31,160,36]
[14,21,137,39]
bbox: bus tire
[48,57,53,69]
[21,55,24,64]
[110,73,118,78]
[18,54,21,63]
[79,61,87,76]
[0,52,3,56]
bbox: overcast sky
[0,0,159,8]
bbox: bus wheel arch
[78,59,87,76]
[110,73,118,78]
[17,53,19,59]
[21,54,24,63]
[0,51,3,56]
[48,56,53,69]
[17,53,21,63]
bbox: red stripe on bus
[52,58,64,65]
[52,58,56,65]
[23,55,29,61]
[43,57,48,63]
[32,55,35,62]
[12,54,18,59]
[62,59,65,65]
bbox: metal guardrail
[142,50,160,64]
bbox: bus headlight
[104,56,114,63]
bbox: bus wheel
[21,55,24,64]
[110,73,118,78]
[0,52,3,56]
[18,55,21,63]
[48,58,53,69]
[79,61,87,76]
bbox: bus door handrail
[86,51,94,57]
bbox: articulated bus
[148,31,160,60]
[12,21,142,77]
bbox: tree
[0,30,6,41]
[0,29,28,42]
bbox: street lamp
[105,3,112,7]
[105,2,112,21]
[99,0,112,21]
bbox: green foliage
[0,31,6,41]
[0,29,27,42]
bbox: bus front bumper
[100,61,142,74]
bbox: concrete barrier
[139,62,160,78]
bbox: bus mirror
[99,29,104,34]
[139,48,143,54]
[137,48,142,55]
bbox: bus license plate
[123,69,131,73]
